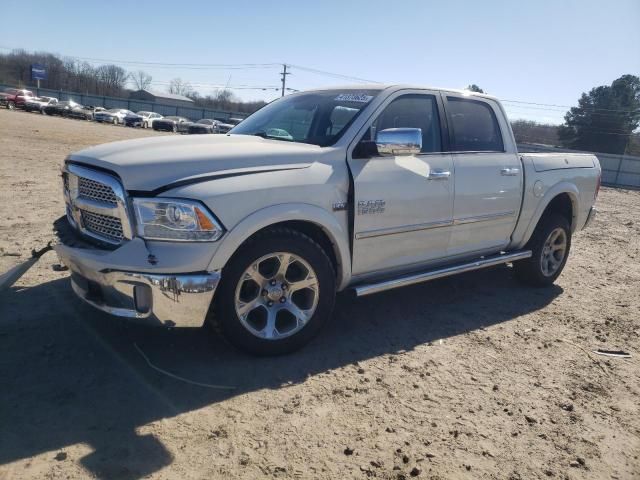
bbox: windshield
[197,119,213,124]
[230,90,380,146]
[107,108,120,113]
[137,111,151,116]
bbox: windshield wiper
[252,131,293,142]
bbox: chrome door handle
[501,167,520,176]
[428,170,451,180]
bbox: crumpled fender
[208,203,351,290]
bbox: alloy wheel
[234,252,320,340]
[540,227,567,276]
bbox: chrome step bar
[354,250,532,297]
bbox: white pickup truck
[53,85,600,355]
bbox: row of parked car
[0,88,244,134]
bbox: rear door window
[446,97,504,152]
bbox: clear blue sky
[1,0,638,124]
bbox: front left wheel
[210,228,336,355]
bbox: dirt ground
[0,109,638,480]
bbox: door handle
[501,167,520,176]
[428,170,451,180]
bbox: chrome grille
[63,164,132,246]
[78,177,118,206]
[81,210,124,243]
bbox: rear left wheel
[514,213,571,286]
[210,228,336,355]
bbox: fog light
[133,285,152,314]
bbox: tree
[96,64,128,96]
[558,74,640,154]
[130,70,152,90]
[466,84,484,93]
[168,77,193,96]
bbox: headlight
[132,198,224,241]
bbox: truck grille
[63,164,132,246]
[78,177,118,206]
[80,210,124,243]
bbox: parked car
[43,100,96,120]
[124,111,163,128]
[53,85,601,355]
[82,106,107,120]
[0,88,35,110]
[216,117,244,134]
[94,108,133,125]
[187,118,220,134]
[152,116,190,132]
[24,96,58,114]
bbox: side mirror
[375,128,422,156]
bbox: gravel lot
[0,109,639,480]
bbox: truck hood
[68,134,323,192]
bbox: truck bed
[521,152,597,172]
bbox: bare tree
[130,70,152,90]
[168,78,193,96]
[96,64,128,96]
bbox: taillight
[595,171,601,200]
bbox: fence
[518,143,640,189]
[1,84,249,122]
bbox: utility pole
[280,64,290,97]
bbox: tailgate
[522,153,596,172]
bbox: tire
[514,213,571,287]
[210,227,336,355]
[40,108,46,115]
[7,101,15,110]
[172,124,177,133]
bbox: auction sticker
[335,93,374,103]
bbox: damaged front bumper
[53,217,220,327]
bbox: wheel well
[542,193,574,227]
[246,220,340,277]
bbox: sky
[1,0,638,124]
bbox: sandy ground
[0,109,638,480]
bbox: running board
[353,250,532,297]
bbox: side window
[373,94,442,153]
[446,97,504,152]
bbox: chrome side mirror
[375,128,422,156]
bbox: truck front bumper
[53,218,220,328]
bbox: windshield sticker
[335,93,374,103]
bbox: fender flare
[208,203,352,290]
[517,182,579,248]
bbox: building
[129,89,195,108]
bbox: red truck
[0,88,35,110]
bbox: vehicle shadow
[0,265,562,479]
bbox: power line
[502,98,640,114]
[0,46,278,69]
[148,80,280,91]
[288,64,380,84]
[1,45,638,117]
